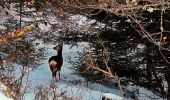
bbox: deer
[48,41,63,81]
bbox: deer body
[49,41,63,81]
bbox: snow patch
[38,22,52,32]
[102,92,122,100]
[0,82,13,100]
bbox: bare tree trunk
[165,68,170,99]
[146,44,152,87]
[20,0,23,29]
[153,71,165,96]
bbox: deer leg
[52,71,57,81]
[58,71,60,80]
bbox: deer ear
[53,46,56,50]
[60,40,63,44]
[53,45,59,50]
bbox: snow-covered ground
[21,40,123,100]
[0,82,13,100]
[0,3,165,100]
[0,40,164,99]
[21,40,163,100]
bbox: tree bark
[165,68,170,99]
[146,43,152,87]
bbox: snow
[0,82,13,100]
[0,3,165,100]
[38,22,52,32]
[102,93,122,100]
[0,25,6,30]
[0,7,11,24]
[21,40,163,100]
[136,43,146,49]
[0,92,13,100]
[19,41,126,100]
[127,85,163,100]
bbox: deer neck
[57,46,63,56]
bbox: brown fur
[48,41,63,81]
[49,60,58,72]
